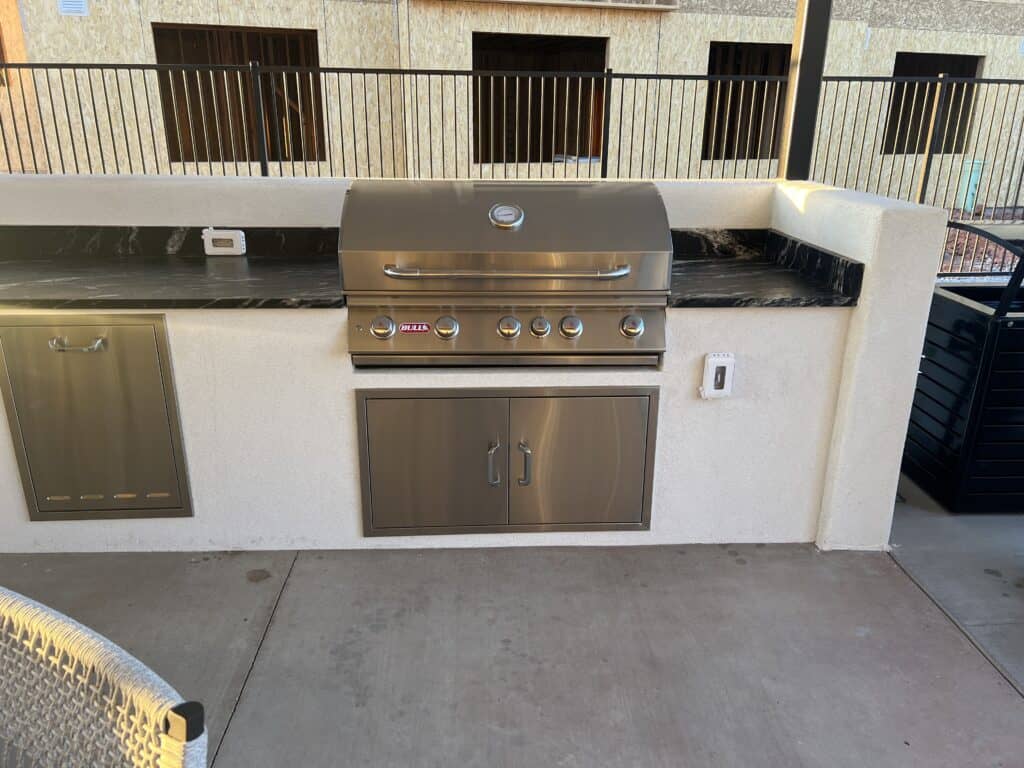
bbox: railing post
[600,68,613,179]
[249,61,270,177]
[778,0,832,180]
[916,73,947,205]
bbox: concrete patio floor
[1,545,1022,768]
[893,476,1024,697]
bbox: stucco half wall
[770,183,949,549]
[0,176,947,552]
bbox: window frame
[471,31,608,165]
[881,51,983,156]
[152,22,325,165]
[702,41,790,162]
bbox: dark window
[882,52,981,155]
[703,42,789,161]
[153,24,324,164]
[472,32,607,164]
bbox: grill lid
[339,180,672,256]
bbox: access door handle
[487,441,501,487]
[517,441,532,487]
[48,336,106,353]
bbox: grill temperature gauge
[489,203,525,230]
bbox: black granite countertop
[670,259,856,308]
[667,229,862,308]
[0,226,344,309]
[0,225,861,310]
[0,258,344,309]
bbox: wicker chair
[0,586,206,768]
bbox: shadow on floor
[892,474,1024,697]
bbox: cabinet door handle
[487,441,501,487]
[48,336,106,353]
[517,441,532,487]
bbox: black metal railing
[0,63,787,181]
[811,75,1024,275]
[2,63,1024,275]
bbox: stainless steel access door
[508,396,651,526]
[0,321,189,519]
[362,397,509,530]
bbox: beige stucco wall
[402,1,657,70]
[11,0,400,67]
[10,1,1024,79]
[0,175,947,551]
[9,1,1024,76]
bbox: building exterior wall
[8,0,400,66]
[6,1,1024,77]
[2,1,1024,183]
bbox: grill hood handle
[382,264,631,280]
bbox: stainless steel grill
[339,180,672,366]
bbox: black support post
[778,0,832,180]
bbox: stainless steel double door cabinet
[357,387,658,535]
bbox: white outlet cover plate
[700,352,735,400]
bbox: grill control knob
[620,314,645,338]
[530,317,551,338]
[369,315,396,340]
[497,316,521,339]
[559,315,583,339]
[435,315,460,340]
